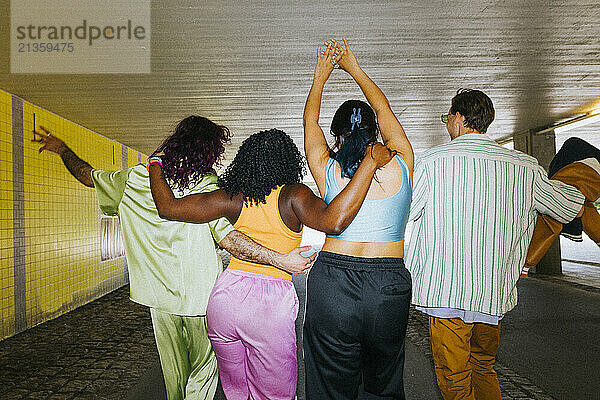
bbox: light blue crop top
[323,154,412,242]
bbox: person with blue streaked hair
[302,38,414,399]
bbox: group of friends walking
[33,38,599,400]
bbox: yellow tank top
[228,186,303,280]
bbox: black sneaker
[561,217,583,242]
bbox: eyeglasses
[441,114,449,124]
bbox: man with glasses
[406,89,584,400]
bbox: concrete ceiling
[1,0,599,163]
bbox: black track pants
[303,251,411,400]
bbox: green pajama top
[92,165,234,316]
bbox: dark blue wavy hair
[328,100,378,178]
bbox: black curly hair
[156,116,231,193]
[218,129,306,205]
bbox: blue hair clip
[350,108,362,130]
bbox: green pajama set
[92,165,233,400]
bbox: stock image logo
[15,20,147,46]
[11,0,151,74]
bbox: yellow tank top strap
[228,186,302,280]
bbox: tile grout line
[12,95,26,334]
[122,144,129,285]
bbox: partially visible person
[302,38,414,399]
[407,89,585,400]
[148,128,394,400]
[33,117,313,400]
[524,137,600,274]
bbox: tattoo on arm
[220,230,280,267]
[60,147,94,188]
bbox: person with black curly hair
[302,38,414,399]
[148,128,394,400]
[33,117,314,400]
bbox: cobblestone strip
[406,308,556,400]
[0,287,158,400]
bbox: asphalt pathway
[497,277,600,399]
[2,275,599,399]
[128,275,600,400]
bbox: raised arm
[148,160,237,223]
[148,160,315,274]
[333,38,414,172]
[303,43,342,195]
[33,127,94,187]
[289,143,394,234]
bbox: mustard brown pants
[429,317,501,400]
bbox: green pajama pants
[150,308,218,400]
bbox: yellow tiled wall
[128,147,140,168]
[0,89,146,340]
[0,91,14,339]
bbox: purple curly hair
[156,116,231,193]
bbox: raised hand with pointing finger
[32,126,94,187]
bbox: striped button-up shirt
[406,133,584,316]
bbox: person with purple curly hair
[156,116,230,193]
[33,116,314,400]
